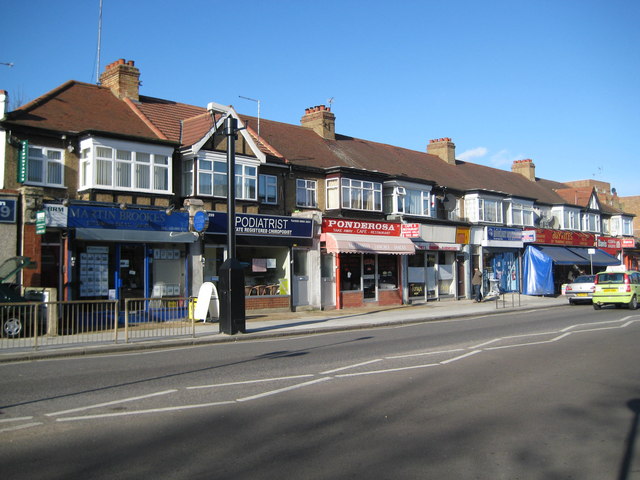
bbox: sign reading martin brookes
[68,205,189,232]
[206,212,313,238]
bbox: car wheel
[2,316,23,338]
[593,303,602,310]
[628,296,638,310]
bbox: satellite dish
[443,194,457,211]
[548,217,558,229]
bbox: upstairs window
[582,212,600,232]
[235,164,257,200]
[510,202,534,226]
[79,138,172,194]
[341,178,382,211]
[195,155,258,200]
[259,174,277,204]
[478,198,503,223]
[296,179,317,207]
[27,146,64,187]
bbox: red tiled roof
[136,96,207,143]
[251,116,569,205]
[5,81,162,140]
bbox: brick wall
[245,295,290,311]
[341,290,364,308]
[378,289,402,306]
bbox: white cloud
[489,149,526,168]
[458,147,488,161]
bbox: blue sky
[2,0,639,196]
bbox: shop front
[320,218,415,309]
[403,224,469,303]
[63,203,197,305]
[481,227,523,294]
[522,228,620,295]
[203,212,314,311]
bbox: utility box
[218,258,246,334]
[23,287,58,335]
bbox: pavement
[0,294,568,363]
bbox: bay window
[341,178,382,211]
[79,137,172,194]
[479,198,503,223]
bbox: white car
[565,275,596,304]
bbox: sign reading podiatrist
[206,212,313,238]
[322,218,401,236]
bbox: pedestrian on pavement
[472,268,483,302]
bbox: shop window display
[237,246,289,296]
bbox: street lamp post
[218,116,246,334]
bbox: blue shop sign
[0,198,17,223]
[487,226,522,242]
[206,212,313,238]
[68,205,189,232]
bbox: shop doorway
[320,254,335,308]
[292,249,309,307]
[456,254,466,299]
[117,244,146,307]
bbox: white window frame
[259,174,278,204]
[508,200,534,227]
[296,179,317,208]
[340,178,382,211]
[79,137,172,194]
[194,151,258,200]
[326,178,340,209]
[26,145,64,187]
[478,197,503,223]
[582,212,600,233]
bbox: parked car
[565,274,596,304]
[0,256,42,338]
[592,269,640,310]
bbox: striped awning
[324,233,415,255]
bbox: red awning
[324,233,415,255]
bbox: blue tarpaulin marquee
[523,246,554,295]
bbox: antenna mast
[239,95,261,140]
[95,0,103,84]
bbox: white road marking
[386,348,464,359]
[56,401,236,422]
[236,377,332,402]
[335,363,439,377]
[440,350,482,364]
[187,374,314,390]
[0,416,34,423]
[0,422,43,433]
[485,333,571,350]
[46,389,178,417]
[320,359,383,374]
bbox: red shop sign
[322,218,401,236]
[525,228,595,246]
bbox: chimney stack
[99,59,140,101]
[511,159,536,181]
[300,105,335,140]
[427,138,456,165]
